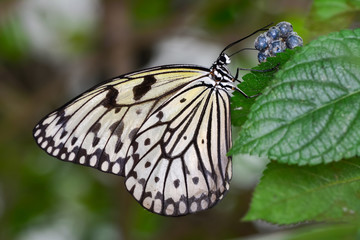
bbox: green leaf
[231,49,299,127]
[243,158,360,224]
[312,0,360,20]
[235,223,360,240]
[231,29,360,165]
[130,0,171,28]
[283,224,360,240]
[308,0,360,34]
[0,16,29,62]
[203,0,250,31]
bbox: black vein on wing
[191,91,214,205]
[137,99,203,201]
[48,88,108,151]
[218,90,231,184]
[161,156,173,215]
[54,89,109,156]
[215,91,226,187]
[167,101,202,156]
[206,103,217,190]
[59,88,113,157]
[160,93,209,214]
[135,82,210,136]
[129,84,212,215]
[218,89,231,155]
[70,86,121,160]
[181,155,189,214]
[130,86,208,172]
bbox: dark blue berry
[286,33,303,49]
[257,50,270,63]
[270,40,286,55]
[266,27,280,40]
[254,34,269,51]
[276,21,293,38]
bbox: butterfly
[33,26,269,216]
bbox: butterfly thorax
[209,53,234,91]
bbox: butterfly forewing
[33,66,209,177]
[124,78,232,216]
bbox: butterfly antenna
[220,22,273,55]
[229,48,258,57]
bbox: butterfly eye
[219,56,225,63]
[219,54,230,64]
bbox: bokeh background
[0,0,358,239]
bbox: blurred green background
[0,0,358,239]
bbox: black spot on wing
[71,137,78,145]
[138,178,146,187]
[133,75,157,101]
[110,121,124,137]
[133,153,140,165]
[91,122,101,134]
[102,86,119,108]
[56,110,71,126]
[92,137,100,147]
[114,140,123,153]
[129,170,138,179]
[156,111,163,120]
[143,191,152,199]
[184,165,190,175]
[129,128,139,140]
[173,179,180,188]
[60,130,68,139]
[155,192,163,199]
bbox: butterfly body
[34,49,238,216]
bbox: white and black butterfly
[33,26,269,216]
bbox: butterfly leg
[232,86,261,98]
[233,64,279,84]
[234,68,240,81]
[236,63,279,73]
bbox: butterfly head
[210,53,233,83]
[210,23,273,85]
[217,53,231,65]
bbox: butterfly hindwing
[33,66,209,176]
[124,78,232,216]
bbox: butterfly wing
[124,78,232,216]
[33,65,209,176]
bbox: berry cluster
[254,22,303,62]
